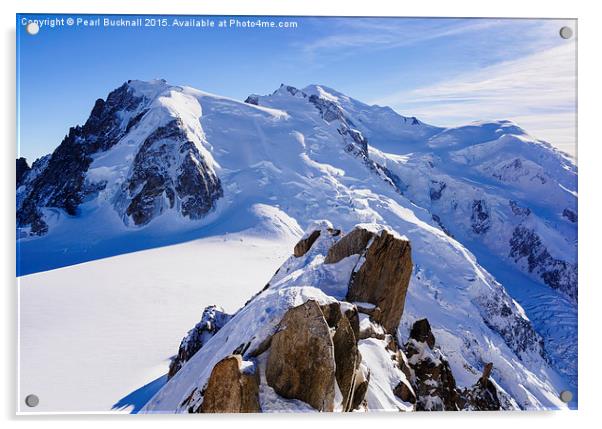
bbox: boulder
[324,227,374,264]
[346,229,413,333]
[265,300,336,411]
[200,355,260,413]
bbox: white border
[2,0,600,428]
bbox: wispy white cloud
[300,18,503,55]
[372,41,577,156]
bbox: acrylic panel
[16,14,577,414]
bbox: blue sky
[17,15,576,161]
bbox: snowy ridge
[143,223,567,412]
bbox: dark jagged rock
[168,305,232,379]
[345,229,413,333]
[265,300,336,411]
[123,118,222,226]
[199,355,260,413]
[409,319,436,349]
[350,368,370,410]
[429,180,446,201]
[471,199,491,234]
[509,225,577,301]
[16,157,30,187]
[404,319,460,411]
[404,319,513,411]
[394,379,416,404]
[562,208,577,223]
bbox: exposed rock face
[16,157,30,187]
[475,292,545,362]
[324,227,374,264]
[429,180,446,201]
[293,230,321,257]
[17,83,144,235]
[332,314,361,411]
[121,118,223,226]
[199,354,260,413]
[471,199,491,234]
[509,200,531,217]
[265,300,336,411]
[325,226,413,333]
[294,227,341,258]
[345,229,413,333]
[168,305,232,379]
[509,225,577,301]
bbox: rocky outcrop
[122,119,223,226]
[294,227,341,257]
[168,305,231,379]
[265,300,336,411]
[429,180,446,201]
[157,224,514,413]
[459,362,514,411]
[244,94,259,105]
[344,228,413,333]
[324,227,373,264]
[199,354,260,413]
[403,319,511,411]
[404,319,460,411]
[293,230,321,257]
[471,199,491,234]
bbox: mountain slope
[17,79,576,411]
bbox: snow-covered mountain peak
[126,78,172,99]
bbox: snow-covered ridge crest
[143,223,565,413]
